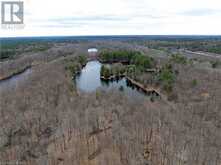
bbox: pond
[75,61,151,100]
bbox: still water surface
[0,68,32,92]
[75,61,147,99]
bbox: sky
[0,0,221,37]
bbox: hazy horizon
[1,34,221,39]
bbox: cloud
[1,0,221,37]
[49,15,130,23]
[179,8,221,16]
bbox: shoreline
[0,65,32,82]
[100,74,162,98]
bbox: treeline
[207,47,221,54]
[99,50,155,80]
[65,55,87,76]
[99,50,180,94]
[99,50,154,69]
[99,50,140,63]
[146,40,221,54]
[0,49,16,60]
[100,63,126,79]
[0,41,52,60]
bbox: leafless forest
[0,39,221,165]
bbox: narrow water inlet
[0,67,32,91]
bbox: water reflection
[75,61,102,92]
[75,61,147,99]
